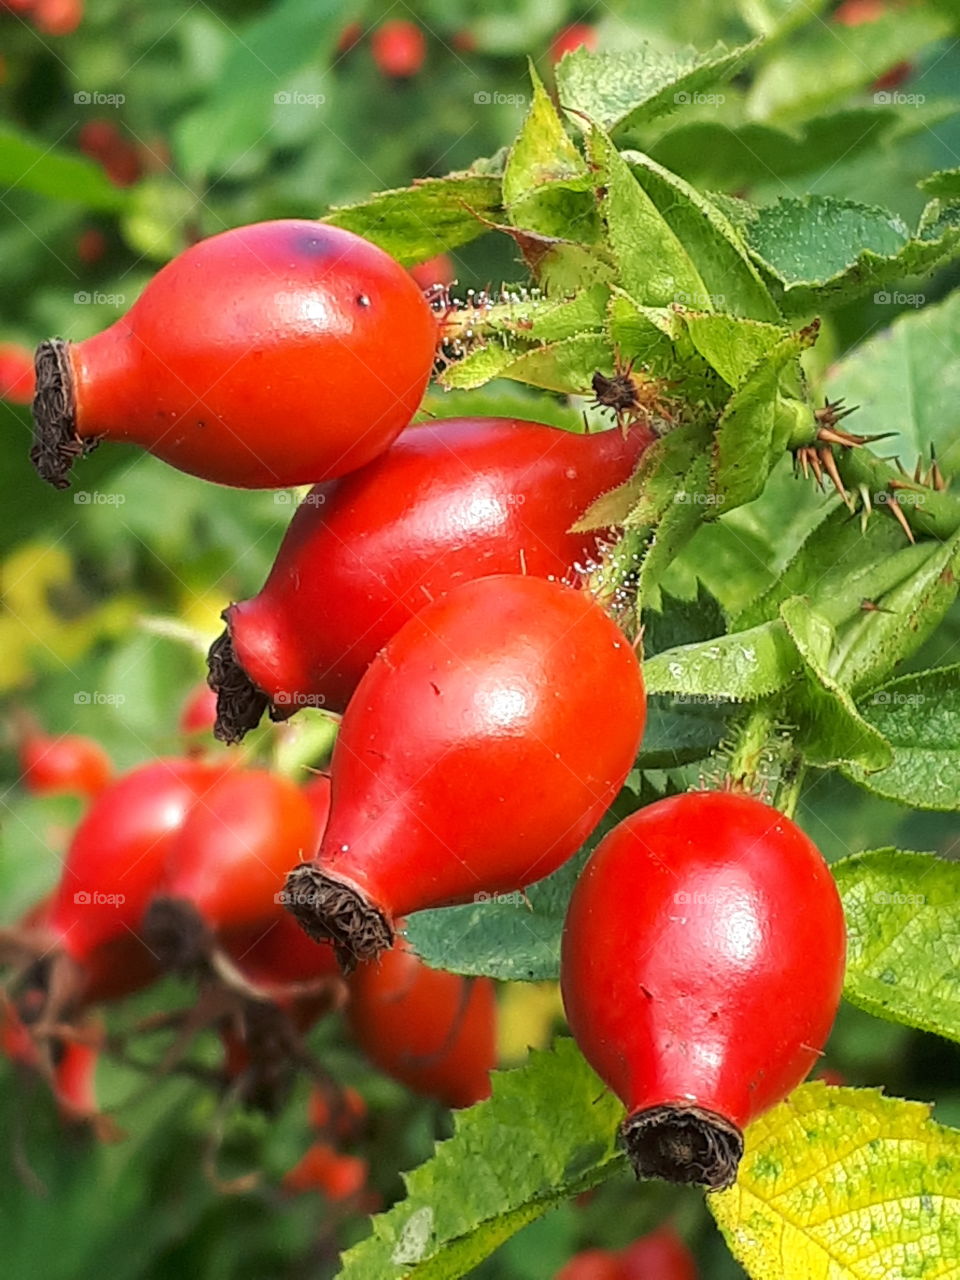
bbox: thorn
[819,447,853,509]
[861,598,896,614]
[930,459,947,491]
[808,448,824,490]
[895,457,909,476]
[798,450,810,481]
[888,477,925,492]
[858,484,872,534]
[887,495,916,544]
[913,456,923,484]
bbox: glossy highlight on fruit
[210,416,653,740]
[560,790,845,1189]
[284,573,645,968]
[347,938,496,1109]
[31,220,438,490]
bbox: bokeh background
[1,1,959,1276]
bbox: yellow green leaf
[711,1082,960,1279]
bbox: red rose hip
[31,220,438,490]
[347,939,496,1109]
[284,573,645,968]
[210,416,652,741]
[560,790,845,1189]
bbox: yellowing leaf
[711,1082,960,1280]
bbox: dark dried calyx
[30,339,96,489]
[207,625,270,745]
[620,1103,744,1191]
[282,863,393,974]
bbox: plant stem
[835,448,960,540]
[727,699,806,818]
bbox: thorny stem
[585,526,646,643]
[727,700,806,819]
[834,447,960,541]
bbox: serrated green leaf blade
[835,849,960,1042]
[556,42,761,135]
[843,667,960,811]
[337,1041,626,1279]
[323,175,502,264]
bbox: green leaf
[0,126,130,211]
[623,152,779,321]
[442,332,611,397]
[643,619,800,701]
[503,68,586,207]
[748,6,951,123]
[678,311,789,388]
[833,529,960,695]
[556,42,761,135]
[835,849,960,1041]
[651,104,957,192]
[710,323,818,513]
[337,1041,626,1279]
[323,175,503,264]
[734,506,931,632]
[644,582,728,656]
[174,0,350,174]
[726,194,960,315]
[779,597,893,771]
[919,167,960,199]
[405,856,581,984]
[712,1082,960,1280]
[586,129,706,308]
[638,451,717,604]
[502,68,598,242]
[842,667,960,811]
[825,289,960,476]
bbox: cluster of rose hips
[2,699,497,1193]
[21,218,845,1194]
